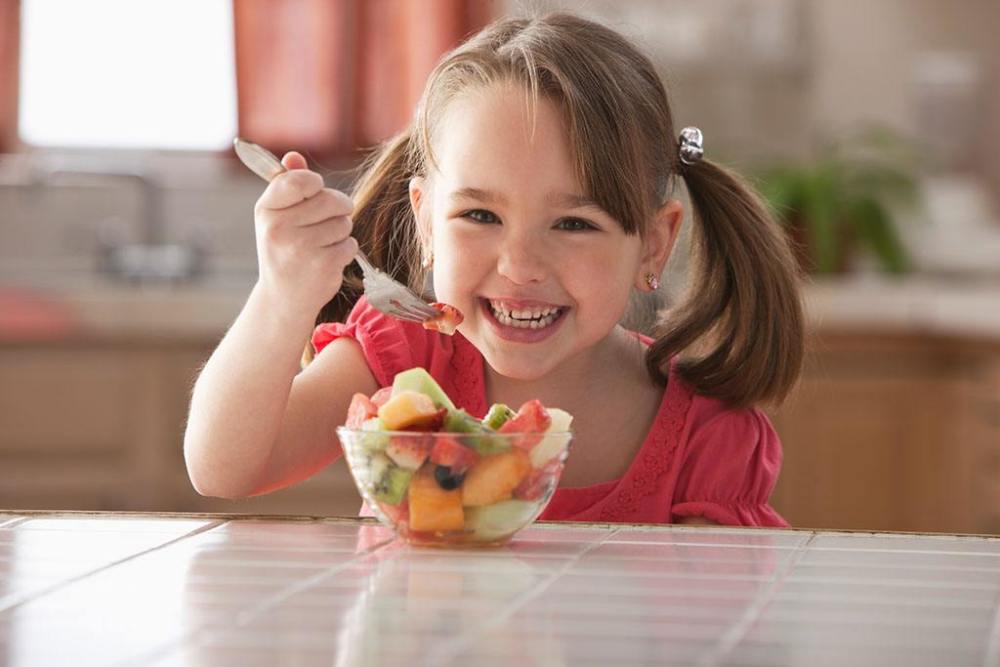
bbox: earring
[645,273,660,290]
[421,250,433,269]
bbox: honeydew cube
[391,368,456,410]
[358,417,389,454]
[464,499,540,540]
[529,408,573,468]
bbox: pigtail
[646,159,805,409]
[314,128,423,327]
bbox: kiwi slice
[483,403,515,430]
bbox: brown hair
[316,12,804,409]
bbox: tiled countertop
[2,513,999,666]
[804,275,1000,342]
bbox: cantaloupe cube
[378,390,439,430]
[408,465,465,532]
[461,448,531,507]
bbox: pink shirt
[314,297,789,528]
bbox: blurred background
[1,0,998,534]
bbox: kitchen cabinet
[769,332,1000,534]
[0,338,362,516]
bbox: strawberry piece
[345,393,378,428]
[422,302,464,335]
[499,399,552,449]
[371,386,393,407]
[429,435,480,474]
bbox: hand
[253,152,358,316]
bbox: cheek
[429,234,482,304]
[571,244,638,291]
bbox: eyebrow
[450,187,603,211]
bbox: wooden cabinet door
[770,335,978,533]
[0,346,142,509]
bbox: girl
[184,12,803,527]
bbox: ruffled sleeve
[310,296,432,388]
[671,406,789,528]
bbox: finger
[325,235,359,267]
[293,189,354,226]
[303,215,353,247]
[282,151,308,170]
[269,188,353,230]
[258,169,325,211]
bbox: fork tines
[388,299,440,322]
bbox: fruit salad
[337,368,573,546]
[421,302,463,335]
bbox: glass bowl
[337,427,572,547]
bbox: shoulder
[681,380,780,462]
[649,358,783,493]
[667,371,788,526]
[674,380,783,488]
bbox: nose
[495,230,549,285]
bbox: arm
[184,152,370,498]
[183,284,378,498]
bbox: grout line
[696,531,818,667]
[803,546,1000,557]
[425,528,623,667]
[772,576,998,591]
[0,517,28,530]
[123,530,400,667]
[981,589,1000,667]
[229,536,400,626]
[0,519,225,614]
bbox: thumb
[281,151,308,170]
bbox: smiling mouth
[483,298,568,329]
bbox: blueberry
[434,465,465,490]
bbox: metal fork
[233,137,440,323]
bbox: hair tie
[678,126,704,166]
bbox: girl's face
[410,83,679,381]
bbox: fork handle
[353,250,379,276]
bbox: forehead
[430,83,583,199]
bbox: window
[18,0,236,150]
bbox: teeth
[488,300,562,329]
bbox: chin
[483,357,553,382]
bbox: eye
[556,217,597,232]
[462,209,500,224]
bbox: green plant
[757,127,921,274]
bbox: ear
[636,199,683,290]
[408,176,432,249]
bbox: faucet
[38,167,204,284]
